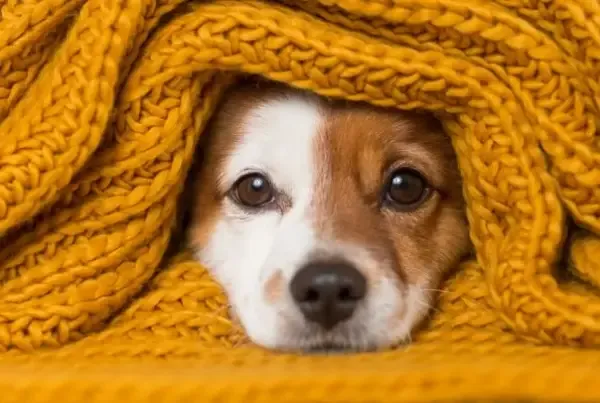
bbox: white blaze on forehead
[218,92,323,197]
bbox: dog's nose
[290,260,367,330]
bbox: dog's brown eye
[385,168,429,209]
[234,173,274,207]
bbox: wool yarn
[1,0,600,401]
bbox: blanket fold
[1,0,600,400]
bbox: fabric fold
[1,0,600,400]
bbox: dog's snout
[290,260,367,330]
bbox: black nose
[290,260,367,330]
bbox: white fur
[195,92,432,351]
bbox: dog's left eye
[384,168,430,210]
[232,173,274,207]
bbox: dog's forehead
[226,84,442,144]
[207,82,453,196]
[210,86,322,194]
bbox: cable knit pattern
[1,0,600,400]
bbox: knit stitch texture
[1,0,600,401]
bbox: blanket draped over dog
[2,0,600,400]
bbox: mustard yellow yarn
[1,0,600,400]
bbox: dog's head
[187,79,470,352]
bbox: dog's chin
[241,309,414,354]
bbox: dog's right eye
[232,173,274,208]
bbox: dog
[185,78,470,353]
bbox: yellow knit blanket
[2,0,600,400]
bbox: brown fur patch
[311,99,470,290]
[264,270,285,304]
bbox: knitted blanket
[1,0,600,401]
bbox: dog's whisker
[421,287,451,294]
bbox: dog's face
[187,80,470,352]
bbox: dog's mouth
[304,342,373,355]
[281,325,408,354]
[290,332,382,354]
[275,318,383,354]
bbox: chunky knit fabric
[1,0,600,400]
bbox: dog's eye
[385,168,430,209]
[233,173,274,207]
